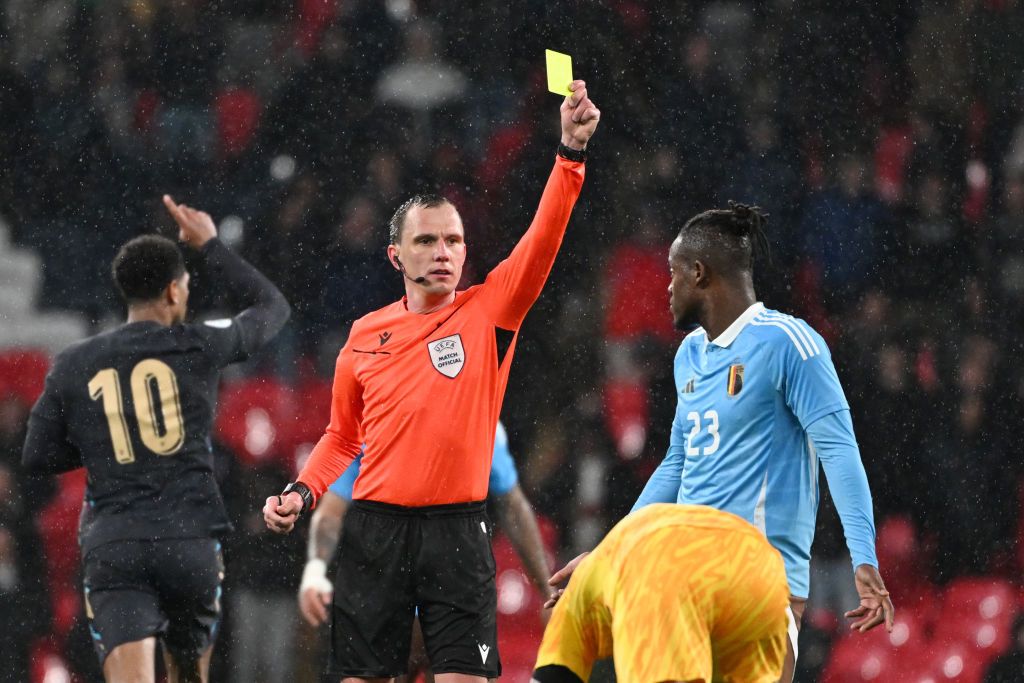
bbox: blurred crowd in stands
[2,0,1024,680]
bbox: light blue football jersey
[328,421,518,501]
[633,302,876,597]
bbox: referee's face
[398,204,466,296]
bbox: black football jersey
[23,239,290,555]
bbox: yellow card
[545,49,573,97]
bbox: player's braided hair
[388,194,453,244]
[678,200,772,271]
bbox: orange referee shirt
[297,155,585,506]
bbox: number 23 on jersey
[686,409,720,456]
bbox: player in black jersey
[22,196,290,683]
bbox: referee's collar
[710,302,764,348]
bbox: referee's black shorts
[328,499,500,679]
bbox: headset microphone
[393,256,428,285]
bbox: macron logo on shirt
[477,643,490,664]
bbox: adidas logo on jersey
[683,378,695,394]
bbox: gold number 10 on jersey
[88,359,186,463]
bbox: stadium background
[1,0,1022,681]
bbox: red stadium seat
[602,379,650,459]
[292,378,333,463]
[36,470,86,638]
[941,578,1016,627]
[29,641,71,683]
[0,348,50,406]
[931,579,1015,666]
[214,87,262,158]
[873,123,914,204]
[821,640,902,682]
[876,515,917,575]
[499,642,541,683]
[916,640,987,683]
[215,378,297,468]
[875,516,941,626]
[821,609,927,682]
[602,242,675,344]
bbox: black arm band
[557,142,587,163]
[282,481,314,515]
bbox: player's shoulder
[670,326,699,355]
[747,306,828,361]
[672,328,706,364]
[50,323,142,368]
[166,318,237,357]
[47,333,102,380]
[680,326,707,348]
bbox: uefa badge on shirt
[427,333,466,378]
[727,364,744,397]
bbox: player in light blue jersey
[298,421,551,681]
[548,203,893,683]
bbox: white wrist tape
[299,558,333,594]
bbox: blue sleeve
[806,410,878,570]
[777,325,849,430]
[631,403,686,512]
[327,451,362,501]
[488,421,518,496]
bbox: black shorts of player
[82,538,224,666]
[329,500,500,679]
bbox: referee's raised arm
[483,80,601,331]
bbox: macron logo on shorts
[477,643,490,664]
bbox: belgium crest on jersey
[727,364,744,396]
[428,333,465,378]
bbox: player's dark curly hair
[111,235,186,303]
[675,201,771,273]
[388,194,453,244]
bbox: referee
[264,80,600,683]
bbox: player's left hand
[846,564,895,633]
[560,80,600,151]
[263,492,303,534]
[163,194,217,249]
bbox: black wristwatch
[281,481,314,515]
[557,142,587,163]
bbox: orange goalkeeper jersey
[297,155,585,506]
